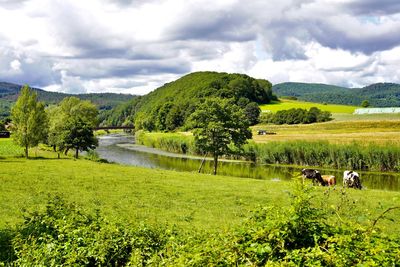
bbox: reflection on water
[96,134,400,192]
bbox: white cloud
[1,0,400,94]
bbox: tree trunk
[213,154,218,175]
[75,147,79,159]
[25,145,29,159]
[198,154,207,173]
[64,147,70,155]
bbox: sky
[1,0,400,95]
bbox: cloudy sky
[1,0,400,95]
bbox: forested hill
[272,82,400,107]
[103,71,275,128]
[0,82,135,111]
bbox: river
[95,133,400,192]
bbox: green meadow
[260,99,358,114]
[0,144,398,235]
[1,139,400,265]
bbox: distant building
[0,131,10,138]
[354,108,400,114]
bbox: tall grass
[135,130,197,154]
[245,141,400,172]
[136,132,400,172]
[0,139,24,158]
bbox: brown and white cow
[321,175,336,186]
[343,170,362,189]
[301,169,328,186]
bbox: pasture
[0,139,23,158]
[260,99,358,114]
[0,155,399,237]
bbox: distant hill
[0,82,136,120]
[272,82,400,107]
[103,71,275,128]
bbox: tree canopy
[11,85,48,158]
[102,72,275,130]
[47,97,98,158]
[187,98,252,175]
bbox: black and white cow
[343,170,362,189]
[301,169,327,186]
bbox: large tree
[47,97,98,157]
[11,85,48,158]
[188,98,252,175]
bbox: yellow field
[260,99,358,114]
[253,120,400,144]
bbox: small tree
[63,118,98,159]
[11,85,48,158]
[244,102,261,126]
[188,98,252,175]
[361,100,370,108]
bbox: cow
[301,169,327,186]
[321,175,336,186]
[343,171,362,189]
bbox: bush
[7,196,170,266]
[268,107,332,125]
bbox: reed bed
[137,131,400,172]
[245,141,400,172]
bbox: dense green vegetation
[103,71,275,130]
[273,82,400,107]
[261,107,332,124]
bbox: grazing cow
[343,171,362,189]
[321,175,336,186]
[301,169,327,186]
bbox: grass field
[254,119,400,144]
[260,99,358,114]
[0,139,24,157]
[1,157,399,235]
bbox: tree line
[261,107,332,125]
[11,85,98,159]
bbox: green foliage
[11,85,48,158]
[244,102,261,125]
[361,99,370,107]
[273,82,400,107]
[47,97,99,157]
[265,107,332,124]
[187,98,252,174]
[63,117,98,159]
[8,196,170,266]
[104,72,275,131]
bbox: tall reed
[244,141,400,172]
[136,131,400,172]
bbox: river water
[95,134,400,192]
